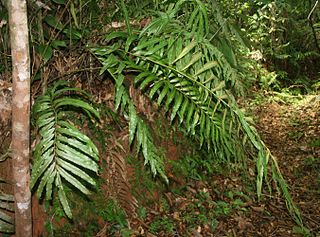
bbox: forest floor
[249,94,320,236]
[38,91,320,237]
[119,93,320,237]
[1,77,319,237]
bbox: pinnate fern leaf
[0,193,14,233]
[91,0,302,225]
[31,81,100,218]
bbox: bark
[8,0,32,236]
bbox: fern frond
[92,0,303,226]
[106,147,138,217]
[0,193,14,233]
[31,81,100,218]
[129,33,240,161]
[92,50,168,181]
[116,80,167,182]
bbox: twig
[52,67,102,81]
[308,0,319,20]
[0,148,11,162]
[307,0,320,53]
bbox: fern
[114,73,167,181]
[0,192,14,233]
[92,0,303,226]
[0,155,14,233]
[31,81,100,218]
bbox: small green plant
[309,138,320,148]
[303,157,320,170]
[44,184,125,237]
[214,201,231,217]
[98,199,129,234]
[292,225,311,236]
[256,65,281,90]
[137,206,147,220]
[212,190,250,218]
[287,131,304,141]
[149,217,175,235]
[127,154,164,204]
[171,154,217,181]
[159,197,170,212]
[181,198,217,232]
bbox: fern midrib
[102,50,235,150]
[129,54,229,131]
[130,51,235,111]
[51,95,59,178]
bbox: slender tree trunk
[8,0,32,236]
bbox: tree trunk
[8,0,32,236]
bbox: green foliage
[43,195,69,236]
[180,191,218,231]
[127,154,165,205]
[96,58,167,181]
[97,199,131,235]
[149,217,175,235]
[215,0,320,94]
[0,148,14,234]
[98,199,127,226]
[92,0,303,226]
[0,193,14,234]
[171,154,218,181]
[214,200,231,216]
[44,184,130,236]
[31,80,100,218]
[137,206,147,220]
[257,66,281,90]
[227,0,320,85]
[92,0,242,175]
[292,225,311,237]
[0,3,9,74]
[216,190,250,216]
[35,44,53,64]
[303,156,320,170]
[2,0,307,229]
